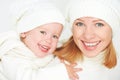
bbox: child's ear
[20,33,26,38]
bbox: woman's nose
[83,27,95,40]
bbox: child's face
[21,23,63,58]
[72,17,112,57]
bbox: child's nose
[45,35,52,44]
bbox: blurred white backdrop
[0,0,15,32]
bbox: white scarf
[0,31,55,68]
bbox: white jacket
[0,31,69,80]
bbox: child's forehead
[36,22,62,28]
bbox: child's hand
[61,59,82,80]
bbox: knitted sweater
[76,51,120,80]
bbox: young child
[0,1,80,80]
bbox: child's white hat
[10,0,65,33]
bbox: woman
[54,0,120,80]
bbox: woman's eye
[53,35,58,39]
[75,22,84,27]
[96,23,104,27]
[40,31,46,35]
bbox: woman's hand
[61,59,82,80]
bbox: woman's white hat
[66,0,120,54]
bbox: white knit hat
[66,0,120,54]
[9,0,65,33]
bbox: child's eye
[40,31,46,35]
[75,22,84,27]
[53,35,59,39]
[96,23,104,27]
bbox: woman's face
[72,17,112,57]
[21,23,63,58]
